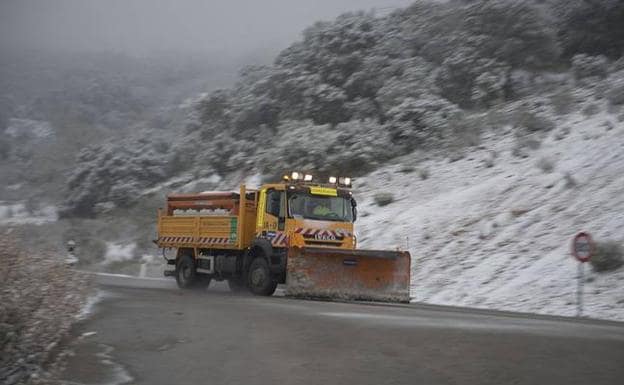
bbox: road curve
[59,274,624,385]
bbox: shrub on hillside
[590,240,624,272]
[512,99,556,132]
[536,157,556,173]
[462,0,561,69]
[296,12,382,81]
[435,43,512,108]
[506,70,534,99]
[582,103,600,117]
[328,119,393,174]
[411,0,560,69]
[62,140,174,217]
[108,181,143,208]
[230,95,280,134]
[343,55,390,99]
[435,47,489,107]
[0,137,10,160]
[515,110,555,132]
[386,96,463,151]
[611,57,624,73]
[264,119,391,176]
[606,71,624,105]
[571,54,609,80]
[374,192,395,207]
[512,134,541,158]
[193,134,256,175]
[302,83,350,125]
[471,66,509,107]
[0,95,15,131]
[550,87,577,115]
[345,97,380,121]
[260,120,335,173]
[553,0,624,59]
[375,57,437,112]
[197,89,230,124]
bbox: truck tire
[247,258,277,296]
[176,255,198,289]
[227,277,247,293]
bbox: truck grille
[304,239,343,247]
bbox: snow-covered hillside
[356,109,624,321]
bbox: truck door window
[266,190,281,217]
[266,189,286,230]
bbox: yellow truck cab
[255,179,356,249]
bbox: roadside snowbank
[0,201,58,225]
[0,235,94,384]
[102,242,136,265]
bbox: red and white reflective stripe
[159,236,194,243]
[197,237,231,244]
[272,232,289,247]
[294,228,353,238]
[158,236,231,244]
[333,228,353,238]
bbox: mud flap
[285,246,411,303]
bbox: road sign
[571,232,594,317]
[572,232,593,263]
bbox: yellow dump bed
[156,186,257,250]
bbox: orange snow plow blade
[285,246,411,303]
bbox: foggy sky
[0,0,415,58]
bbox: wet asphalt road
[60,275,624,385]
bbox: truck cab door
[257,188,285,232]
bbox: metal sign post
[576,262,584,317]
[571,232,594,318]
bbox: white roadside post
[65,239,78,266]
[571,232,594,317]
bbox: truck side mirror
[351,198,357,222]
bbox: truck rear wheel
[176,255,198,289]
[247,258,277,296]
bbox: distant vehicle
[155,173,410,302]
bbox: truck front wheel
[176,255,197,289]
[247,258,277,296]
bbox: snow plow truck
[156,173,411,302]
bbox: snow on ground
[138,254,163,277]
[5,118,54,139]
[102,242,136,265]
[0,201,58,225]
[76,290,107,321]
[356,110,624,321]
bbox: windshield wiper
[302,214,345,222]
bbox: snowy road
[59,274,624,385]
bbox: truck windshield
[288,192,354,222]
